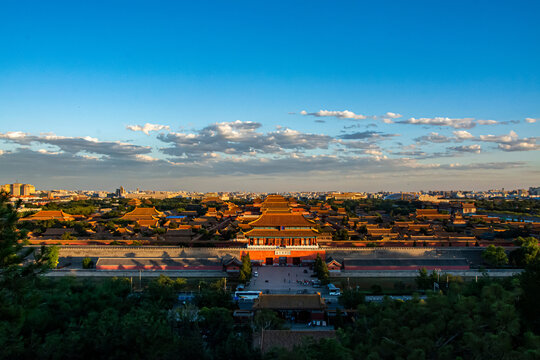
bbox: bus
[234,291,262,300]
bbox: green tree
[0,192,35,276]
[82,257,94,269]
[41,245,60,269]
[519,260,540,332]
[314,254,330,283]
[61,231,76,240]
[339,288,365,309]
[199,307,234,349]
[194,279,234,309]
[415,268,437,290]
[146,275,187,308]
[239,254,252,283]
[333,229,349,241]
[482,245,509,267]
[253,309,286,331]
[510,237,539,267]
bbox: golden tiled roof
[249,213,314,227]
[27,210,75,221]
[137,219,159,227]
[121,207,163,221]
[245,228,318,238]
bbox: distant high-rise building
[116,186,127,197]
[10,183,22,196]
[1,183,36,196]
[22,184,36,196]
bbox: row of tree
[482,236,539,267]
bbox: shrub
[82,257,94,269]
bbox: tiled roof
[253,294,325,310]
[416,209,439,215]
[344,258,469,267]
[245,229,318,238]
[249,213,314,227]
[128,207,162,215]
[96,257,222,268]
[43,227,74,235]
[121,207,163,221]
[28,210,75,221]
[137,219,159,227]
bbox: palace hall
[245,195,319,247]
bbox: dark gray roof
[96,257,222,267]
[343,258,469,267]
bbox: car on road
[253,271,258,277]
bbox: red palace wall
[96,265,223,270]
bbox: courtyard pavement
[245,266,322,294]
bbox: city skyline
[1,1,539,191]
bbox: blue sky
[0,0,539,191]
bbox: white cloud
[478,130,519,143]
[414,132,452,143]
[135,154,160,162]
[0,131,152,158]
[381,112,402,123]
[126,123,171,135]
[525,118,538,123]
[2,131,27,139]
[158,120,333,159]
[37,149,60,155]
[477,120,498,125]
[79,154,101,160]
[400,117,476,129]
[453,130,475,140]
[364,149,383,156]
[478,130,538,152]
[385,112,402,119]
[449,144,481,153]
[300,110,367,120]
[498,142,538,151]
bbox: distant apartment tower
[529,187,540,196]
[22,184,36,195]
[116,186,127,197]
[1,183,36,196]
